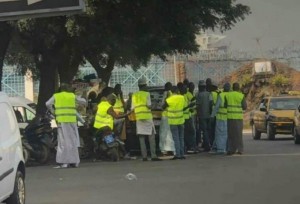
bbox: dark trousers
[227,119,244,153]
[198,118,211,151]
[184,117,196,150]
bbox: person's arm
[209,93,213,115]
[107,107,131,119]
[241,97,247,111]
[76,96,87,106]
[45,96,55,114]
[211,95,221,117]
[147,94,152,110]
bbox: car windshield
[269,98,300,110]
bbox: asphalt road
[24,133,300,204]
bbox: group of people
[159,78,247,160]
[46,77,247,168]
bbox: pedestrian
[163,86,185,160]
[196,80,213,152]
[206,78,212,92]
[210,83,231,154]
[93,87,131,159]
[46,83,86,168]
[226,83,247,155]
[131,77,162,161]
[159,82,175,155]
[113,84,126,140]
[210,81,220,148]
[186,82,197,153]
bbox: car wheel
[267,122,275,140]
[5,171,25,204]
[293,127,300,144]
[252,124,261,140]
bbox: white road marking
[231,153,300,157]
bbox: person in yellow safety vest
[113,84,126,140]
[131,77,162,161]
[163,86,186,160]
[209,81,221,150]
[93,87,130,132]
[46,83,86,169]
[226,83,247,155]
[210,83,231,154]
[186,82,197,153]
[159,82,175,155]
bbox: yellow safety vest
[216,92,227,121]
[183,94,191,120]
[54,92,76,123]
[166,94,185,125]
[93,101,114,129]
[162,90,173,117]
[113,95,124,114]
[186,91,196,116]
[227,91,244,120]
[132,91,152,120]
[212,91,219,111]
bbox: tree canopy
[2,0,250,114]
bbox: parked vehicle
[23,115,53,164]
[250,93,300,140]
[0,92,26,204]
[94,127,124,162]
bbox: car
[0,92,26,204]
[293,104,300,144]
[250,93,300,140]
[125,86,165,154]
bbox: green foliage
[240,74,252,86]
[271,74,290,87]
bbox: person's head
[138,77,147,90]
[206,78,212,92]
[188,82,195,92]
[100,87,114,101]
[164,82,172,91]
[232,83,240,91]
[107,93,117,106]
[183,79,189,86]
[88,91,97,102]
[223,82,231,92]
[198,80,206,92]
[114,84,122,94]
[171,86,179,94]
[210,81,218,92]
[177,82,187,94]
[59,83,71,92]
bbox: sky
[216,0,300,52]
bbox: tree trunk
[0,23,13,91]
[36,55,57,115]
[85,54,115,84]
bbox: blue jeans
[170,125,185,157]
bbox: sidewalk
[243,129,251,134]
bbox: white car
[0,92,26,204]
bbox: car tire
[267,122,275,140]
[252,124,261,140]
[293,127,300,144]
[5,171,25,204]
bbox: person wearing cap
[46,83,86,168]
[196,80,213,152]
[210,83,231,154]
[131,77,162,161]
[226,83,247,155]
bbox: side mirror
[260,107,267,112]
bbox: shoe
[180,156,186,160]
[53,164,68,169]
[236,152,243,155]
[142,158,148,161]
[69,164,79,168]
[170,156,180,160]
[151,157,162,161]
[226,151,234,156]
[208,150,217,154]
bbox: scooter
[23,114,53,164]
[94,127,122,162]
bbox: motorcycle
[94,127,125,162]
[23,114,53,164]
